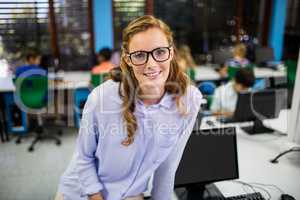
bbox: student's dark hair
[98,47,112,61]
[40,54,54,68]
[234,68,255,88]
[26,51,40,61]
[109,66,122,82]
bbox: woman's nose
[145,54,158,69]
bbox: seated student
[91,47,115,74]
[219,43,250,78]
[15,51,46,78]
[211,68,255,117]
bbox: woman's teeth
[144,71,160,78]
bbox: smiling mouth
[143,71,162,79]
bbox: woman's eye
[155,49,167,56]
[133,52,146,60]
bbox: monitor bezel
[174,127,239,188]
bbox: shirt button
[153,159,160,164]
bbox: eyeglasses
[127,46,172,66]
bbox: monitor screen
[233,89,287,122]
[175,127,239,188]
[255,47,274,64]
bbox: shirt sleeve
[151,86,202,200]
[76,89,104,196]
[210,87,221,112]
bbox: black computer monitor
[211,47,233,65]
[230,89,287,134]
[255,46,274,65]
[175,127,239,188]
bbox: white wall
[288,49,300,145]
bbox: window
[54,0,92,70]
[113,0,146,48]
[0,0,93,71]
[154,0,261,63]
[0,0,52,66]
[154,0,236,55]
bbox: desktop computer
[218,89,287,134]
[175,127,266,200]
[175,127,239,199]
[175,127,239,188]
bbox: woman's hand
[88,192,104,200]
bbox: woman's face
[126,27,173,94]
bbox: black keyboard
[226,192,266,200]
[216,117,239,124]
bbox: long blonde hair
[177,44,196,70]
[233,43,247,58]
[119,15,189,146]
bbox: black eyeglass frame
[126,46,172,66]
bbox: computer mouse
[206,120,215,126]
[281,194,296,200]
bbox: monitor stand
[241,118,274,135]
[176,183,223,200]
[186,184,206,200]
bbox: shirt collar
[136,92,173,109]
[158,92,173,109]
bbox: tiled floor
[0,127,181,200]
[0,128,77,200]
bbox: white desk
[263,109,289,134]
[194,66,286,81]
[0,77,15,92]
[6,66,286,91]
[199,117,300,200]
[141,117,300,199]
[0,76,15,142]
[48,71,91,90]
[254,67,286,78]
[194,66,220,81]
[215,128,300,199]
[47,67,286,90]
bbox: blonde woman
[177,44,197,72]
[219,43,250,77]
[57,15,202,200]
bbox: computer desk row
[52,66,285,88]
[198,116,300,200]
[141,114,299,200]
[0,65,286,92]
[194,66,286,81]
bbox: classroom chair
[91,72,109,88]
[227,64,254,80]
[73,88,91,128]
[285,59,297,88]
[14,76,61,152]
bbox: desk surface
[0,77,15,92]
[49,67,286,90]
[194,66,286,81]
[2,67,285,91]
[48,71,91,90]
[200,117,300,200]
[263,109,289,134]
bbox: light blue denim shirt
[58,80,202,200]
